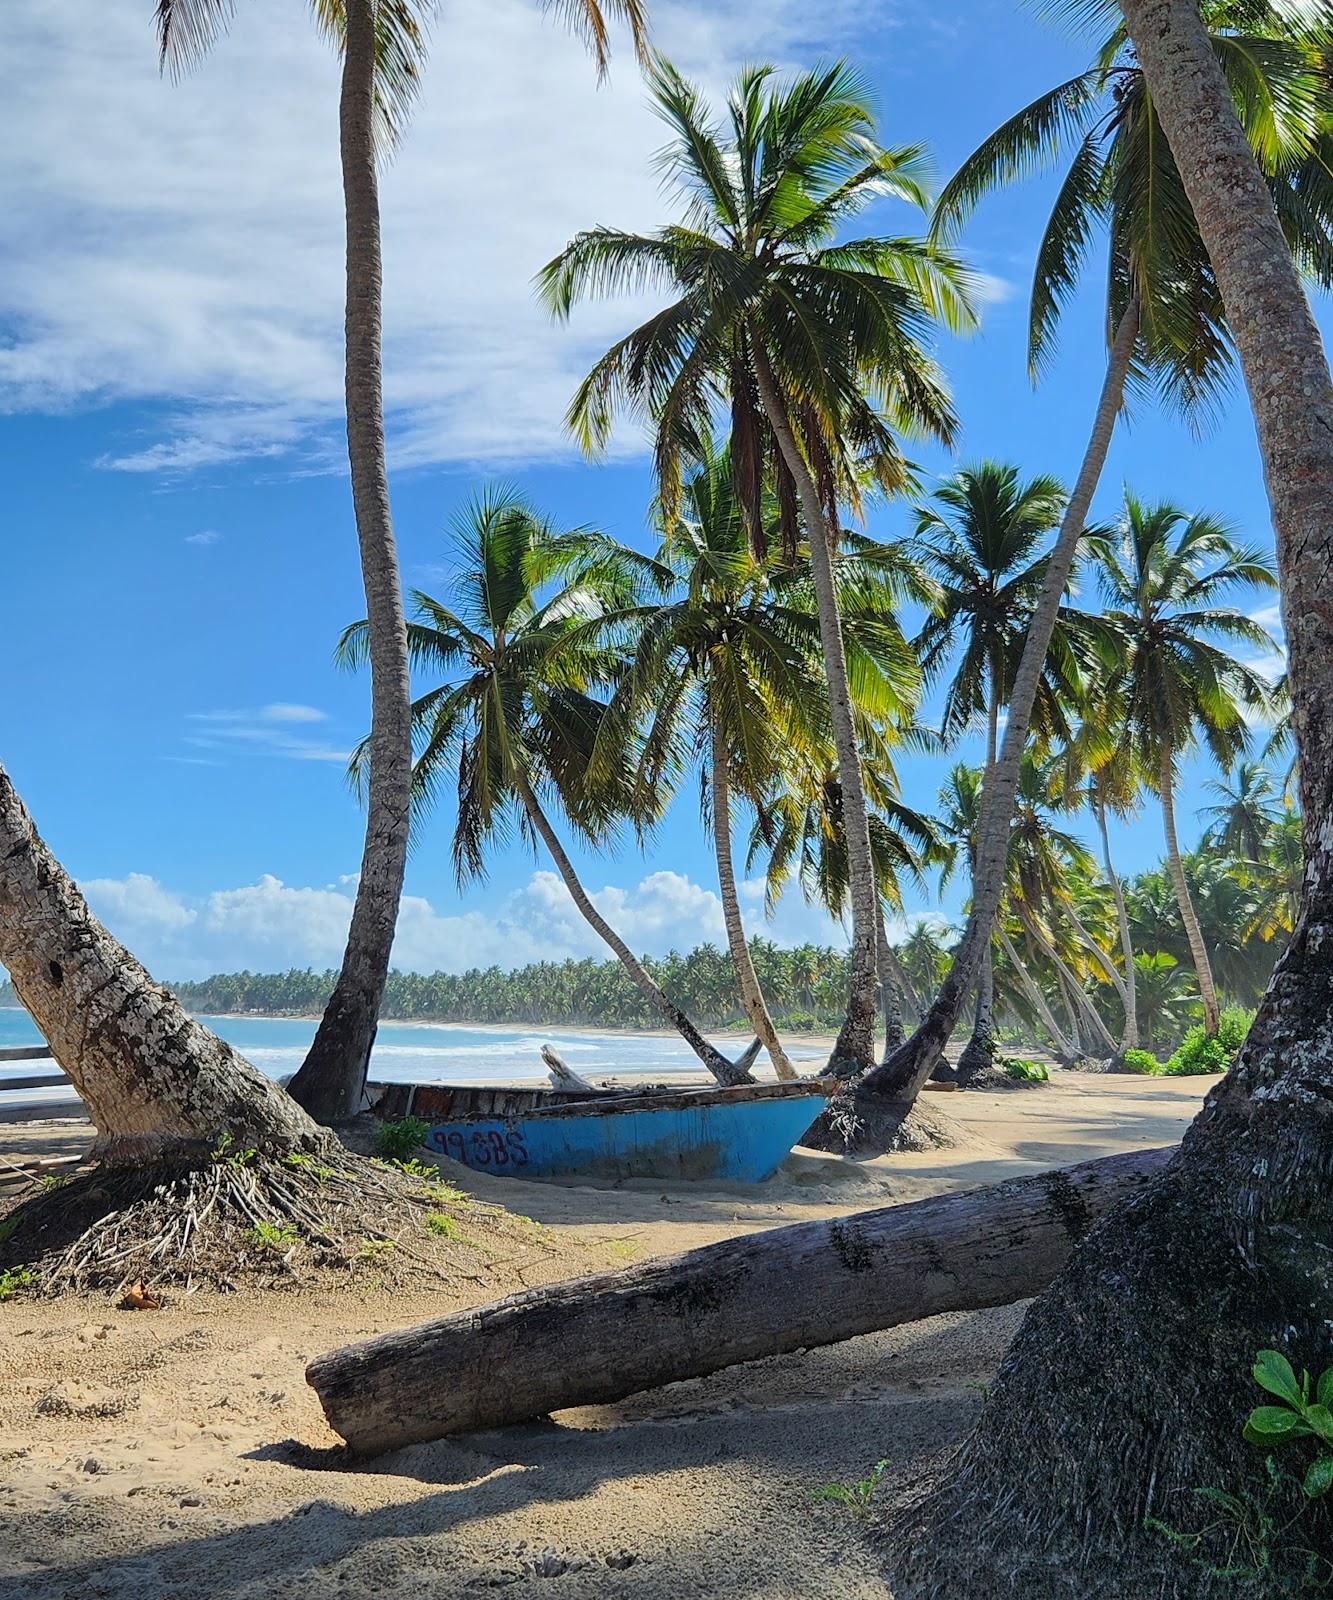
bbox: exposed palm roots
[0,1149,523,1298]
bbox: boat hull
[408,1082,830,1184]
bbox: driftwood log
[307,1146,1172,1455]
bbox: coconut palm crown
[538,54,978,552]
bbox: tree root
[0,1147,519,1298]
[801,1088,959,1156]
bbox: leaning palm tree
[1086,496,1278,1033]
[343,486,752,1086]
[912,461,1074,1072]
[605,443,924,1078]
[156,0,650,1121]
[891,10,1333,1576]
[875,0,1331,1108]
[539,56,976,1074]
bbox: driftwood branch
[540,1045,599,1093]
[307,1146,1172,1455]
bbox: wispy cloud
[186,704,347,763]
[184,529,222,546]
[4,1,933,477]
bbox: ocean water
[0,1007,823,1089]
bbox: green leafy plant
[212,1131,257,1168]
[1001,1056,1050,1083]
[812,1458,890,1518]
[374,1117,431,1161]
[1166,1007,1254,1077]
[1122,1048,1164,1076]
[423,1212,462,1241]
[251,1220,298,1251]
[282,1152,335,1181]
[0,1266,35,1300]
[358,1236,397,1261]
[1146,1350,1333,1592]
[1244,1350,1333,1502]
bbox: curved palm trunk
[0,764,330,1165]
[710,710,798,1080]
[996,926,1077,1061]
[1095,794,1139,1050]
[864,296,1142,1119]
[875,901,905,1056]
[749,337,878,1075]
[1159,753,1221,1034]
[288,0,413,1124]
[515,776,753,1087]
[1020,907,1117,1057]
[890,3,1333,1591]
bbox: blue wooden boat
[374,1079,832,1184]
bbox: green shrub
[374,1116,431,1160]
[782,1009,821,1032]
[251,1220,298,1251]
[1001,1056,1049,1083]
[0,1266,35,1300]
[1122,1048,1164,1076]
[1166,1007,1255,1077]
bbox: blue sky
[1,0,1292,980]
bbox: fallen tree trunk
[307,1146,1172,1455]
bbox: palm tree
[1085,495,1277,1032]
[156,1,649,1121]
[539,56,976,1074]
[1129,950,1197,1054]
[1199,759,1283,860]
[610,443,925,1078]
[878,0,1331,1105]
[343,486,752,1086]
[912,461,1074,1071]
[893,9,1333,1579]
[749,734,943,1060]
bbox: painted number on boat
[427,1125,529,1170]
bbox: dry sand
[0,1073,1211,1599]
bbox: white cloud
[184,529,221,546]
[185,703,348,763]
[259,703,328,724]
[2,1,921,476]
[70,864,941,980]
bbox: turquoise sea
[0,1007,823,1091]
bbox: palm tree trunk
[875,901,905,1056]
[1095,793,1139,1050]
[709,707,798,1080]
[287,0,413,1124]
[0,763,331,1165]
[1064,904,1128,1005]
[1020,908,1118,1058]
[863,295,1141,1119]
[1158,751,1221,1034]
[996,927,1077,1061]
[515,774,753,1087]
[958,681,1001,1081]
[749,335,878,1074]
[890,3,1333,1588]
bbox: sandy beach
[0,1072,1211,1599]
